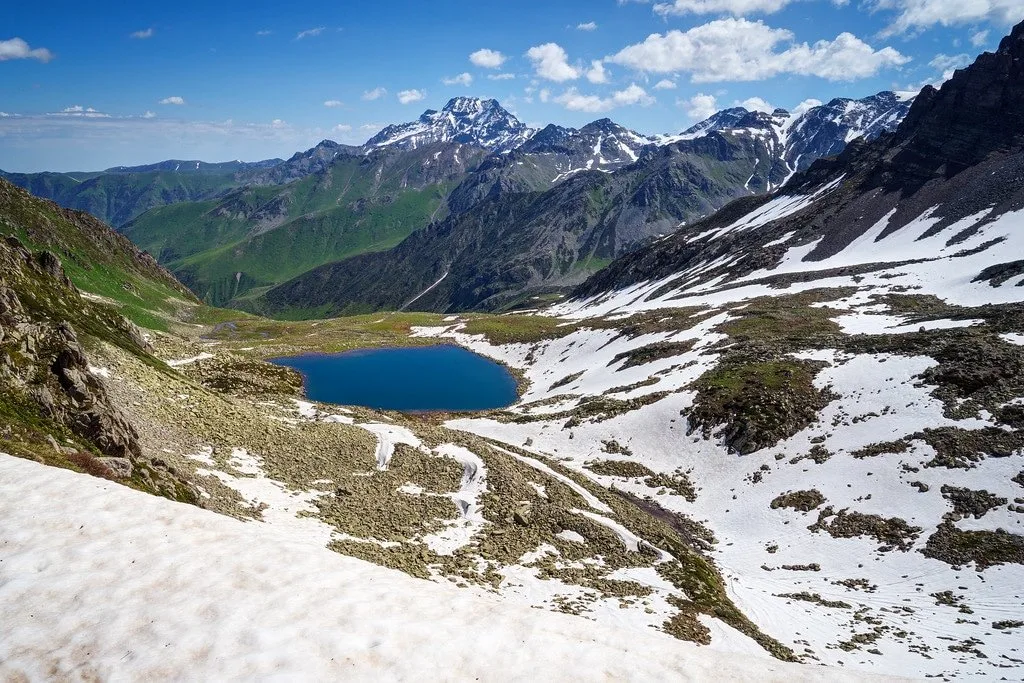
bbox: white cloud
[577,21,598,31]
[874,0,1022,36]
[323,100,343,108]
[929,52,972,81]
[470,48,507,68]
[488,73,516,80]
[142,111,157,119]
[360,123,382,131]
[296,27,325,40]
[554,83,655,112]
[929,52,971,71]
[654,79,677,89]
[130,28,154,39]
[0,37,54,63]
[271,119,288,129]
[333,124,352,133]
[442,72,474,86]
[791,98,823,116]
[256,30,273,37]
[526,43,580,82]
[653,0,794,15]
[608,19,909,82]
[738,96,774,112]
[397,89,426,104]
[586,61,608,84]
[362,87,387,101]
[159,96,186,105]
[51,105,110,119]
[970,29,990,46]
[681,93,718,119]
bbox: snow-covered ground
[0,453,869,682]
[410,190,1024,680]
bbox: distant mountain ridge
[4,89,919,312]
[2,91,914,228]
[104,158,283,175]
[658,91,915,187]
[246,89,918,315]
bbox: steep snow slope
[0,453,869,682]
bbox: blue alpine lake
[270,345,519,412]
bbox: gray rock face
[0,234,142,463]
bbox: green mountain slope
[0,178,197,331]
[123,143,485,306]
[0,168,249,228]
[0,177,196,497]
[253,131,783,316]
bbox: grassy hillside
[1,169,243,227]
[123,146,479,307]
[0,177,198,497]
[0,179,197,331]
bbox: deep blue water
[271,345,518,412]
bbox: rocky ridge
[366,97,536,153]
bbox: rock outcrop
[0,186,195,500]
[0,238,141,464]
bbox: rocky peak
[731,109,781,130]
[891,19,1024,177]
[366,97,535,153]
[674,107,751,140]
[247,139,362,185]
[579,118,621,134]
[528,124,573,146]
[661,90,916,182]
[440,96,500,117]
[516,117,653,177]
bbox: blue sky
[1,0,1020,171]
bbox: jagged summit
[516,117,654,178]
[886,21,1024,182]
[658,91,916,188]
[365,97,535,153]
[668,107,750,141]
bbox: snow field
[1,454,873,682]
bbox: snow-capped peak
[517,118,655,181]
[657,91,917,183]
[365,97,536,153]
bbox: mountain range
[3,89,914,311]
[253,90,914,315]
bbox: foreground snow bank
[0,455,872,682]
